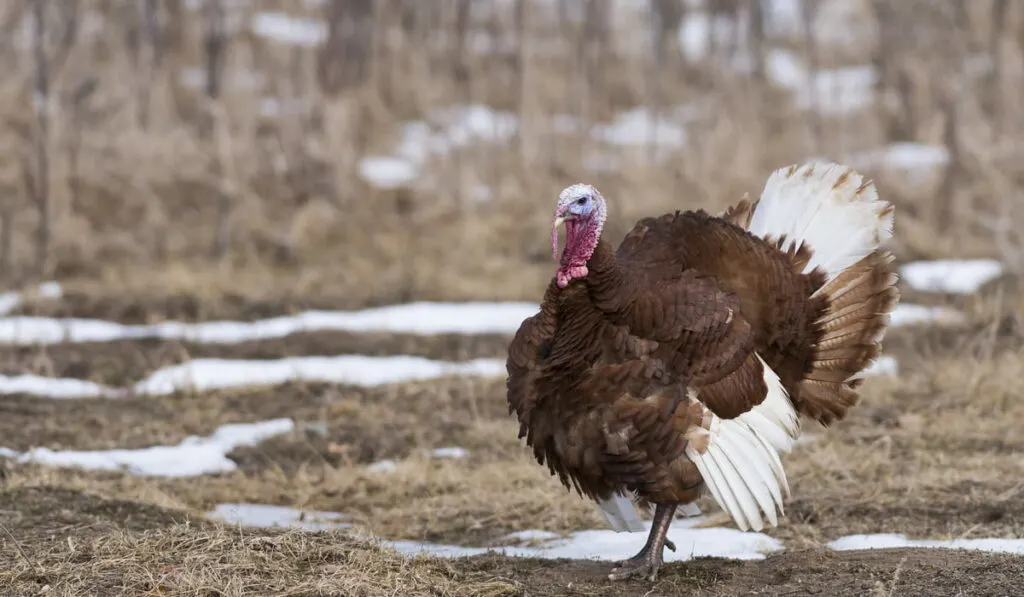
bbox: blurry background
[3,0,1022,312]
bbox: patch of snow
[358,156,419,189]
[847,143,950,174]
[677,12,741,62]
[766,49,806,89]
[387,517,782,562]
[0,419,293,477]
[389,106,518,169]
[251,12,326,47]
[828,533,1024,555]
[591,108,688,149]
[890,304,967,327]
[797,66,877,116]
[762,0,803,37]
[433,105,519,150]
[0,374,110,399]
[366,460,398,474]
[0,282,63,316]
[0,302,540,345]
[0,299,963,350]
[431,447,470,460]
[134,356,505,395]
[499,530,562,544]
[900,260,1004,295]
[207,503,351,532]
[0,355,506,399]
[863,356,898,378]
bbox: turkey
[505,162,899,581]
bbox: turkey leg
[607,502,678,581]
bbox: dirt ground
[2,274,1023,595]
[2,487,1022,597]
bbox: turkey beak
[552,214,569,261]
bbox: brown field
[1,0,1024,595]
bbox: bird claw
[665,538,677,552]
[608,551,664,582]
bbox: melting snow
[863,356,898,378]
[135,356,504,395]
[0,302,540,345]
[828,533,1024,555]
[431,447,470,460]
[358,156,419,189]
[366,460,398,474]
[847,143,951,175]
[0,301,958,349]
[251,12,326,47]
[591,108,689,149]
[0,281,62,316]
[199,504,777,562]
[0,419,293,476]
[890,304,967,327]
[388,516,782,562]
[797,66,877,115]
[900,259,1004,295]
[0,374,109,399]
[0,356,506,399]
[499,530,563,544]
[208,503,352,532]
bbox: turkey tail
[746,162,900,425]
[596,493,646,533]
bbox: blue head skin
[552,183,608,288]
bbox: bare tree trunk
[317,0,375,97]
[515,0,532,172]
[749,0,765,84]
[800,0,822,151]
[575,0,609,163]
[936,94,960,234]
[452,0,472,101]
[0,201,12,277]
[66,77,96,217]
[136,0,161,128]
[203,0,231,259]
[649,0,684,162]
[988,0,1009,130]
[31,0,50,277]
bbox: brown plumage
[506,162,899,581]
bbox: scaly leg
[607,503,677,581]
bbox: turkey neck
[584,238,638,315]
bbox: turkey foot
[608,503,677,582]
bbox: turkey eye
[575,197,587,205]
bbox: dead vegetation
[1,0,1023,595]
[0,0,1022,302]
[1,486,1023,597]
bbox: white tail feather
[747,162,893,285]
[596,493,646,532]
[686,354,801,532]
[596,492,701,533]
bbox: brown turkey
[505,162,899,581]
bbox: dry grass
[0,0,1022,303]
[3,319,1023,547]
[1,487,1022,597]
[1,1,1024,595]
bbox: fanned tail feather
[596,493,646,532]
[745,162,900,425]
[596,493,701,533]
[685,355,800,532]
